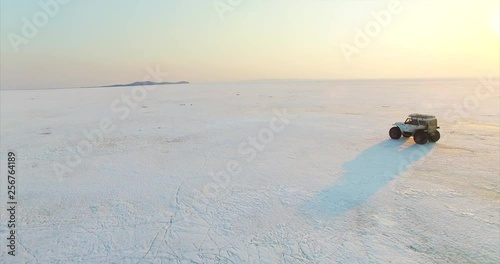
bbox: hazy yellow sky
[1,0,499,89]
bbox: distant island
[101,81,189,87]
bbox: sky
[0,0,499,89]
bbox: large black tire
[414,130,428,144]
[428,130,440,142]
[389,127,402,139]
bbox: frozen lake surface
[1,79,499,263]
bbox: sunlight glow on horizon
[0,0,499,89]
[494,13,500,34]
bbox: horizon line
[1,76,498,91]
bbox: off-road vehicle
[389,114,440,144]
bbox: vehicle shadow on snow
[304,139,435,219]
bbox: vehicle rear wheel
[414,130,428,144]
[389,127,401,139]
[428,130,440,142]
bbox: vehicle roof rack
[408,113,436,119]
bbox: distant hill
[101,81,189,87]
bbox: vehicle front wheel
[414,130,428,144]
[389,127,402,139]
[428,130,440,142]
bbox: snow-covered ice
[1,79,499,263]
